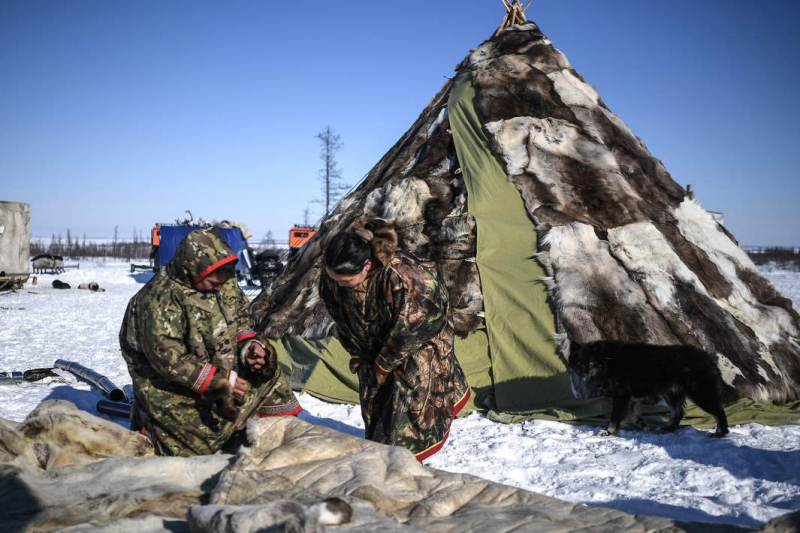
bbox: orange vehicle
[288,225,316,255]
[150,224,161,268]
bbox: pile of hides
[4,400,798,531]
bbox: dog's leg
[629,400,647,430]
[689,390,730,438]
[661,390,685,432]
[605,394,631,436]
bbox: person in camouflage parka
[320,221,470,461]
[120,228,301,456]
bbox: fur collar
[351,219,399,266]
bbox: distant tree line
[745,247,800,271]
[29,226,291,263]
[29,227,151,261]
[29,228,799,271]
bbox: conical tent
[253,19,800,420]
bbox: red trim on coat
[375,362,390,376]
[453,388,471,418]
[197,366,218,394]
[255,405,303,418]
[193,255,239,286]
[415,430,450,462]
[413,388,471,462]
[236,330,257,343]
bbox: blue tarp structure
[157,225,249,274]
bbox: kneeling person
[120,228,301,456]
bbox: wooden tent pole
[496,0,533,35]
[495,13,510,37]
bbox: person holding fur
[119,228,301,456]
[320,220,470,461]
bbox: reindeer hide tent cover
[253,22,800,420]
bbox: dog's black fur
[568,340,729,438]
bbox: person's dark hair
[324,233,371,275]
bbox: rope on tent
[496,0,533,36]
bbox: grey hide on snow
[253,22,800,403]
[4,401,732,532]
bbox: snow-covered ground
[1,261,799,528]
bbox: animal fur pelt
[3,404,713,531]
[0,399,152,469]
[254,22,800,403]
[187,498,353,533]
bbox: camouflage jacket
[320,248,470,460]
[119,229,295,455]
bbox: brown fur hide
[255,22,800,403]
[0,400,152,469]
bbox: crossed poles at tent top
[496,0,533,36]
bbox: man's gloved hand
[242,340,278,381]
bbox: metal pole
[54,359,127,402]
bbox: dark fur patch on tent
[255,22,800,403]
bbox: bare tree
[265,230,276,249]
[302,208,312,227]
[313,126,348,217]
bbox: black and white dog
[568,340,730,438]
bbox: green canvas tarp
[449,70,575,412]
[275,331,493,412]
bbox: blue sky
[1,0,798,245]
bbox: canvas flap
[448,70,576,411]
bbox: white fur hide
[608,222,708,308]
[675,198,798,345]
[541,223,677,345]
[549,69,600,108]
[485,117,643,210]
